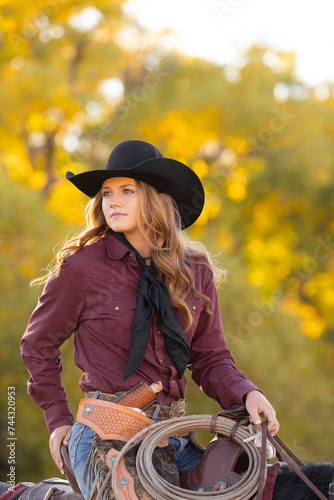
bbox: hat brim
[66,157,204,229]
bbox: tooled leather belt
[78,382,187,443]
[85,381,186,420]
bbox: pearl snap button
[115,306,120,311]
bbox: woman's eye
[102,188,133,197]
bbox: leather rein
[257,420,334,500]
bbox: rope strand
[109,415,262,500]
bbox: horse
[1,460,333,499]
[1,413,333,500]
[272,461,334,499]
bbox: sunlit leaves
[143,109,219,161]
[192,158,209,180]
[282,300,327,339]
[1,2,334,470]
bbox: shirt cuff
[229,380,260,407]
[44,402,74,434]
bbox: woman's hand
[49,425,72,474]
[245,390,279,435]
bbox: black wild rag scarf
[112,232,190,381]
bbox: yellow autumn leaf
[5,152,33,180]
[248,267,268,285]
[28,113,47,131]
[28,170,48,190]
[226,180,247,201]
[322,289,334,307]
[302,317,327,339]
[225,136,249,154]
[247,238,264,256]
[194,208,209,227]
[1,18,17,32]
[218,232,234,251]
[192,159,209,180]
[47,180,86,223]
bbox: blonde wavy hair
[32,180,226,330]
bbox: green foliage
[1,0,334,481]
[0,180,79,479]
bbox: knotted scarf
[112,232,190,381]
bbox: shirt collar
[105,230,132,260]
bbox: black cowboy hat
[66,139,204,229]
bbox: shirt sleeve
[189,268,259,409]
[21,259,85,434]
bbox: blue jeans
[69,422,95,499]
[69,422,203,498]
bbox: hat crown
[106,140,163,171]
[66,139,205,229]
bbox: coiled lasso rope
[110,414,264,500]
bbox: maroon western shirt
[21,231,258,433]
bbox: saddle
[59,400,333,500]
[61,444,82,495]
[60,381,182,499]
[60,403,268,498]
[4,478,76,500]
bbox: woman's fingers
[245,390,280,434]
[49,425,73,474]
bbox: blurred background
[1,0,334,481]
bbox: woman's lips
[111,212,126,218]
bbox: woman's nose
[109,194,121,206]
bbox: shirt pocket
[99,298,136,347]
[177,297,205,343]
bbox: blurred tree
[0,180,79,479]
[1,0,334,481]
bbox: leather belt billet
[84,390,187,420]
[77,382,187,442]
[76,398,166,443]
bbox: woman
[21,140,279,497]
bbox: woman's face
[102,177,141,239]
